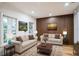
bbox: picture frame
[19,21,27,32]
[47,23,57,30]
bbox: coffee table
[37,43,52,55]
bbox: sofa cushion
[16,36,23,42]
[21,40,36,48]
[25,35,29,40]
[21,35,29,42]
[49,38,61,43]
[48,34,55,38]
[29,35,34,40]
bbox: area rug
[14,44,63,56]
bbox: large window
[3,16,17,43]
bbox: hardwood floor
[63,45,73,56]
[14,44,74,56]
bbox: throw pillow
[29,35,34,40]
[55,34,60,39]
[16,36,23,42]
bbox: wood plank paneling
[37,14,73,45]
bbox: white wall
[0,4,36,36]
[74,6,79,44]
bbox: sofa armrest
[40,35,44,42]
[34,36,38,41]
[13,40,22,53]
[60,36,63,44]
[60,36,63,40]
[11,40,22,45]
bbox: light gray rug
[14,44,63,56]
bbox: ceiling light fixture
[31,11,35,14]
[64,2,70,7]
[49,13,52,16]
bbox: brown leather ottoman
[37,43,52,55]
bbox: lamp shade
[63,31,67,35]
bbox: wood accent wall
[37,14,73,45]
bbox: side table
[4,44,15,56]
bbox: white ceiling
[0,2,79,18]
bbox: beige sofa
[40,34,63,45]
[14,35,37,54]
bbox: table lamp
[63,31,67,44]
[63,31,67,35]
